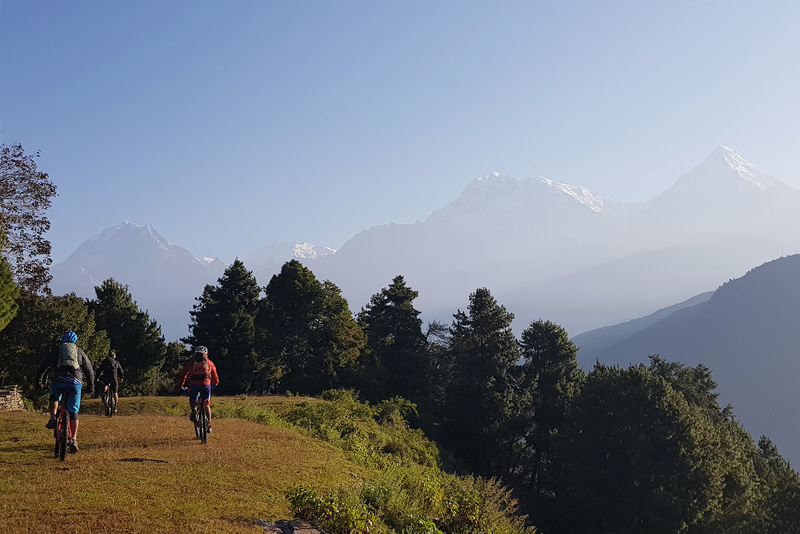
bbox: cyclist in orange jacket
[177,346,219,432]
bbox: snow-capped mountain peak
[541,177,605,212]
[667,145,781,197]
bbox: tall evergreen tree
[89,278,167,395]
[357,275,426,403]
[515,320,583,491]
[0,255,20,332]
[0,142,58,295]
[184,259,261,394]
[257,260,365,395]
[441,287,520,476]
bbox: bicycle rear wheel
[193,406,201,440]
[198,407,208,444]
[57,408,68,461]
[104,389,113,417]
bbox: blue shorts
[50,381,82,414]
[188,385,212,405]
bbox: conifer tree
[258,260,365,395]
[516,320,583,491]
[357,275,426,403]
[0,255,20,332]
[184,259,261,394]
[89,278,167,395]
[441,287,520,476]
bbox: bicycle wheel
[198,406,208,444]
[192,405,201,440]
[105,389,113,417]
[57,407,68,461]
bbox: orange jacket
[177,356,219,387]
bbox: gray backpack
[58,343,80,369]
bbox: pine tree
[89,278,167,395]
[258,260,365,395]
[357,275,426,403]
[516,320,583,491]
[0,255,20,332]
[441,287,520,476]
[184,259,262,394]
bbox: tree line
[3,141,800,532]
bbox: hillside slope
[575,254,800,467]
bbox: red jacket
[177,356,219,387]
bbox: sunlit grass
[0,396,363,534]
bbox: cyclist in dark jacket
[37,331,95,454]
[96,351,124,412]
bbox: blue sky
[2,1,800,263]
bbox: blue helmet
[61,330,78,343]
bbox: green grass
[1,395,535,534]
[0,396,364,533]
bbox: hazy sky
[2,1,800,264]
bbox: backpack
[191,357,210,380]
[58,343,80,369]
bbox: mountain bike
[53,394,69,461]
[100,381,118,417]
[192,403,209,444]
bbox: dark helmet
[194,345,208,362]
[61,330,78,343]
[108,351,116,360]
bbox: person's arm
[80,349,95,393]
[209,361,220,387]
[116,361,125,381]
[177,363,190,388]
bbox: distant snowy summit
[244,241,336,270]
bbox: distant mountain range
[51,146,800,342]
[574,254,800,467]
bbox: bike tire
[57,408,68,461]
[105,389,114,417]
[198,407,208,444]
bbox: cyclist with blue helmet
[37,330,95,454]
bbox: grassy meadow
[0,396,365,533]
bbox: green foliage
[514,320,584,492]
[89,278,167,395]
[282,389,439,468]
[0,255,20,332]
[258,260,365,395]
[0,142,57,295]
[287,468,536,534]
[441,288,520,476]
[184,259,262,393]
[357,275,427,404]
[0,293,108,393]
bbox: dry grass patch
[0,405,364,533]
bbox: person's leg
[188,386,198,421]
[46,383,64,428]
[201,386,212,429]
[66,383,82,441]
[112,378,119,406]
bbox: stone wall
[0,385,25,411]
